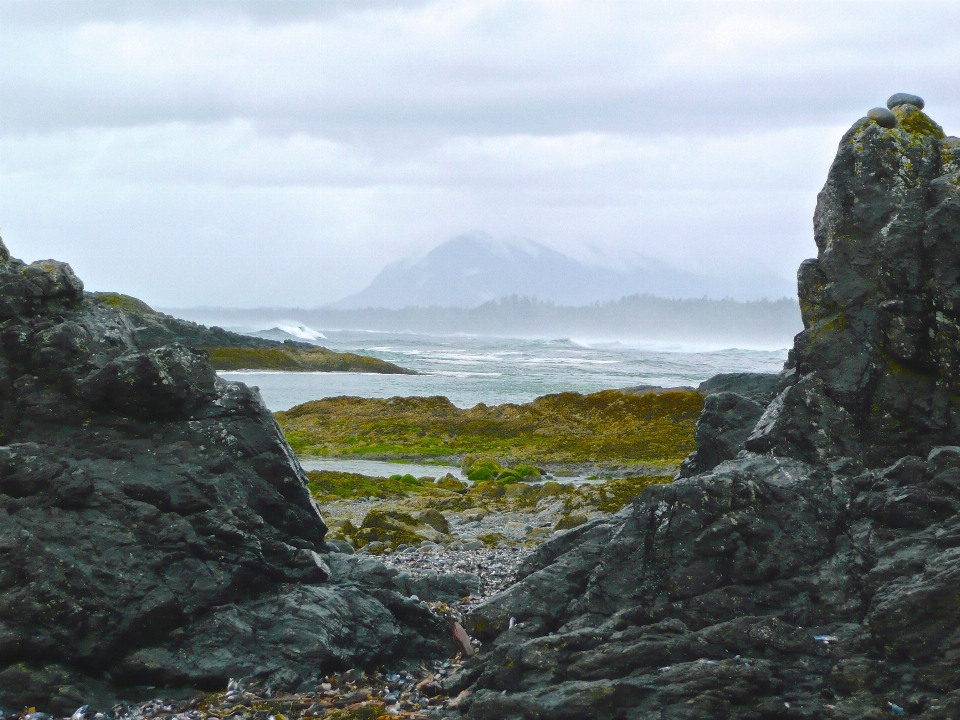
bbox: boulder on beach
[0,243,449,712]
[453,101,960,718]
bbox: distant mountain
[331,233,794,309]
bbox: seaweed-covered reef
[278,388,703,472]
[447,99,960,718]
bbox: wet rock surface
[678,372,783,477]
[0,245,448,713]
[454,104,960,718]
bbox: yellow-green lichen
[206,346,409,374]
[894,107,946,140]
[477,532,506,547]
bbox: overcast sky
[1,1,958,308]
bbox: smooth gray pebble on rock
[867,106,896,128]
[886,92,924,110]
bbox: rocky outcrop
[749,103,960,467]
[0,247,446,712]
[459,449,960,718]
[90,292,415,374]
[455,99,960,718]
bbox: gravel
[381,544,531,609]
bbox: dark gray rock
[455,104,960,719]
[112,583,442,691]
[464,519,619,640]
[867,106,896,128]
[678,373,784,477]
[0,240,449,713]
[769,103,958,467]
[678,391,766,477]
[745,373,862,464]
[695,372,782,405]
[87,292,413,374]
[393,568,482,602]
[458,449,960,719]
[324,537,355,554]
[887,92,925,110]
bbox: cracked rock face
[455,106,960,718]
[0,243,447,712]
[457,449,960,719]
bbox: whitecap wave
[277,324,327,341]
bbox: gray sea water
[220,329,789,412]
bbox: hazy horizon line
[157,292,800,314]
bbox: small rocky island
[92,292,413,374]
[0,94,957,719]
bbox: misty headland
[161,232,801,416]
[170,232,802,349]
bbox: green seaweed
[306,470,426,499]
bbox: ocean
[219,329,790,412]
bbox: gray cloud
[1,1,958,308]
[4,2,958,135]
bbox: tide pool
[299,457,466,481]
[298,456,607,485]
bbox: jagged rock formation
[0,247,446,712]
[453,101,960,718]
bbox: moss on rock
[555,513,588,530]
[306,470,426,500]
[92,291,158,315]
[435,474,468,492]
